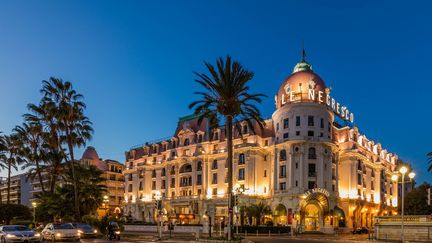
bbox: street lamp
[31,202,37,223]
[153,191,162,240]
[392,166,415,243]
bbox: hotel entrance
[304,204,320,231]
[300,188,330,233]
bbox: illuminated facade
[123,56,399,232]
[80,146,125,218]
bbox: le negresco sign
[278,80,354,123]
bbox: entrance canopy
[301,191,329,214]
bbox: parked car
[41,223,80,242]
[71,223,97,238]
[352,227,369,234]
[0,225,41,243]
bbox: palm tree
[189,56,266,239]
[40,77,93,220]
[0,133,25,204]
[0,133,7,204]
[14,122,47,193]
[428,152,432,172]
[245,202,272,226]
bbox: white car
[0,225,41,243]
[41,223,80,242]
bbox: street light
[153,191,162,240]
[392,166,415,243]
[31,202,37,223]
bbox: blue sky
[0,1,431,183]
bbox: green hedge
[236,225,291,234]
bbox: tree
[0,134,7,204]
[402,182,432,215]
[14,122,47,194]
[0,204,32,224]
[189,56,266,239]
[41,78,93,221]
[0,134,24,204]
[245,202,272,226]
[35,164,106,221]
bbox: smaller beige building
[80,146,125,218]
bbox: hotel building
[123,56,399,233]
[80,146,125,218]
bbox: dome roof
[275,60,327,109]
[81,146,100,161]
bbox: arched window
[279,150,286,161]
[184,138,190,146]
[308,147,316,159]
[197,161,202,171]
[179,163,193,173]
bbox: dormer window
[213,132,219,141]
[184,138,190,146]
[198,134,203,143]
[242,125,248,134]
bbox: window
[198,134,203,143]
[239,153,245,165]
[264,140,268,146]
[296,131,300,136]
[212,173,218,184]
[170,166,176,175]
[197,174,202,185]
[139,181,143,191]
[213,132,219,140]
[198,189,202,195]
[212,188,218,195]
[184,139,190,146]
[197,161,202,171]
[308,147,316,159]
[308,181,315,189]
[264,170,267,177]
[296,116,301,126]
[161,180,166,189]
[320,118,324,128]
[242,125,248,134]
[128,184,132,192]
[283,133,289,139]
[171,191,175,197]
[152,181,156,190]
[212,160,218,169]
[280,182,286,190]
[161,168,166,176]
[308,116,314,126]
[279,149,287,161]
[295,180,298,187]
[171,178,175,187]
[238,168,245,180]
[276,123,279,131]
[295,162,298,169]
[357,174,362,185]
[308,131,314,137]
[128,173,133,181]
[328,122,331,132]
[283,118,289,129]
[308,163,316,177]
[152,170,156,178]
[279,165,286,178]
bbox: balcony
[308,172,317,177]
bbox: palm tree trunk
[7,157,11,204]
[226,115,233,240]
[67,139,80,222]
[33,147,46,193]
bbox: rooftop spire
[293,42,312,73]
[301,40,306,62]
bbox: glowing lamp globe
[408,172,415,179]
[399,166,408,174]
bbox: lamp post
[31,202,37,223]
[233,184,246,237]
[392,166,415,243]
[154,191,162,240]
